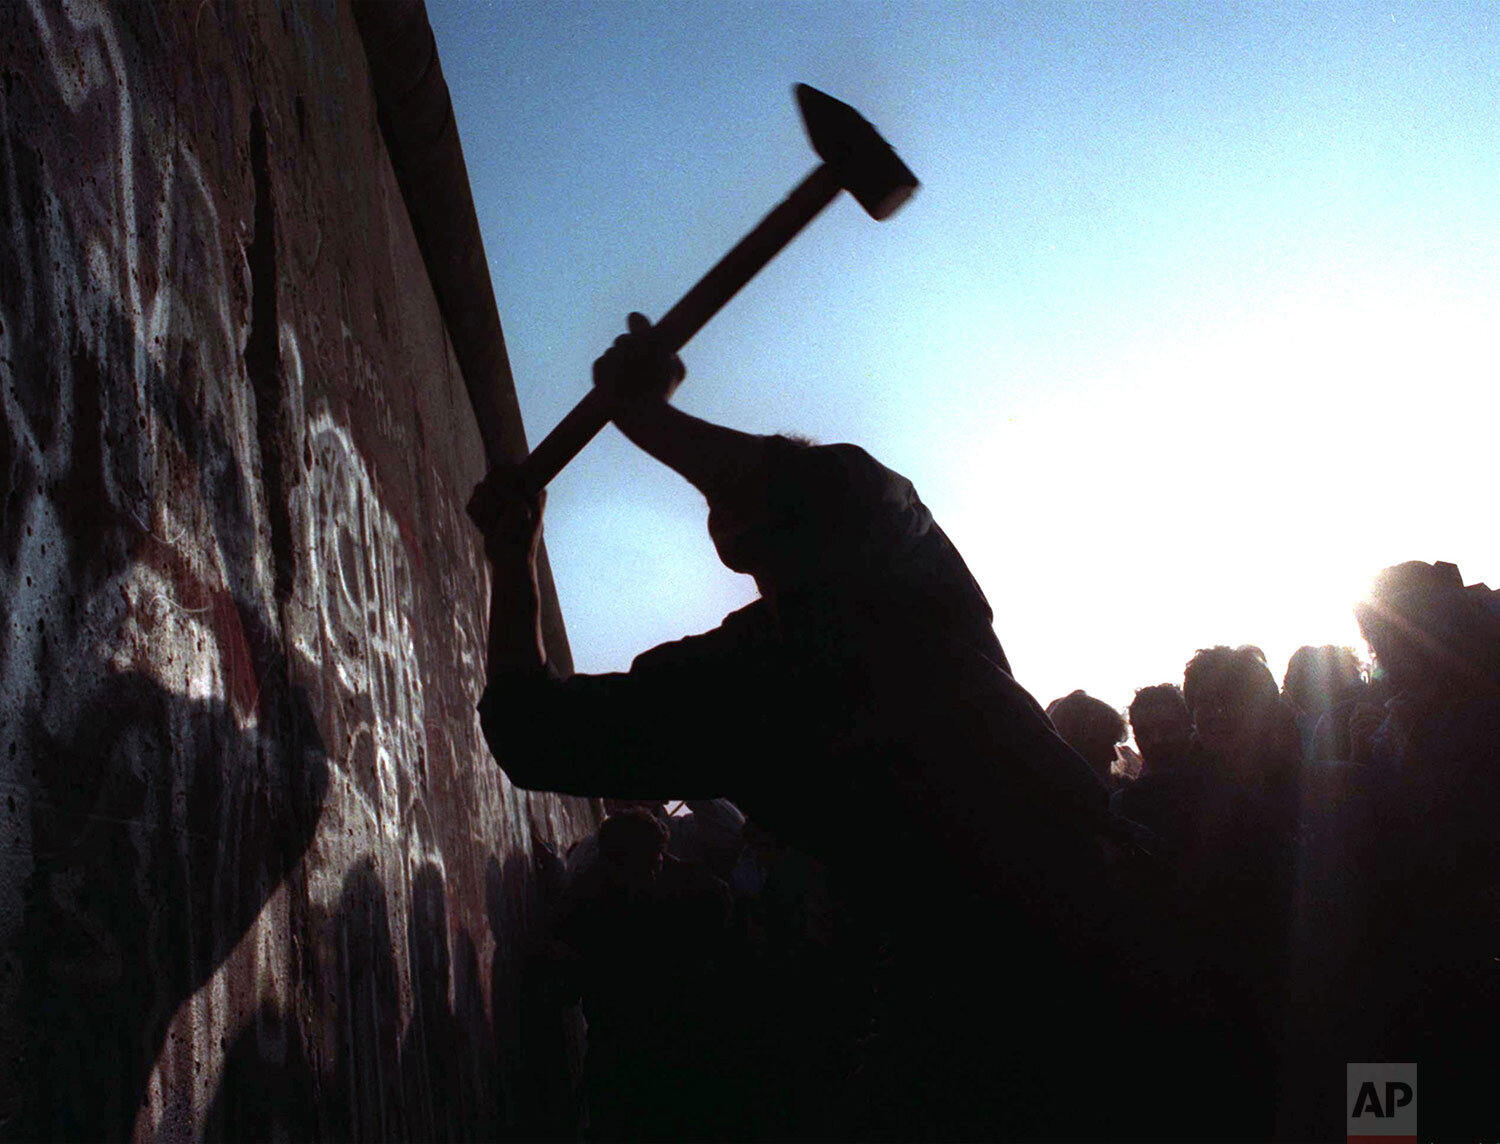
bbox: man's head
[597,808,670,892]
[705,486,776,579]
[704,437,931,589]
[701,435,817,587]
[1046,690,1127,781]
[1128,683,1193,773]
[1182,645,1279,758]
[1282,645,1363,714]
[1354,560,1499,691]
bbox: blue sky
[430,0,1500,712]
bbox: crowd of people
[468,317,1500,1141]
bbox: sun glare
[942,273,1496,711]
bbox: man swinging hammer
[468,316,1128,1139]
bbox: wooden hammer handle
[518,163,843,495]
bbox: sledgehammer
[517,84,919,495]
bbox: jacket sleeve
[477,611,765,800]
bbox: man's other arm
[467,463,750,799]
[477,656,743,802]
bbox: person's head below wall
[1046,689,1127,781]
[1182,644,1280,759]
[1354,560,1500,692]
[1127,683,1193,773]
[1282,645,1364,715]
[597,808,670,891]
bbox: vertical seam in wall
[244,103,295,605]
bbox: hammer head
[796,84,919,221]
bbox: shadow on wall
[205,857,565,1143]
[206,860,411,1142]
[488,839,587,1141]
[19,665,328,1140]
[203,1001,320,1143]
[3,259,332,1138]
[0,15,329,1132]
[401,862,495,1140]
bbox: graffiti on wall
[1,0,589,1138]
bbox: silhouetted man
[1108,680,1249,1139]
[554,809,733,1140]
[1282,644,1365,761]
[1352,561,1500,773]
[1183,644,1301,792]
[469,314,1118,1139]
[1046,688,1126,786]
[1127,683,1193,775]
[1179,646,1302,1134]
[1345,561,1500,1138]
[1112,683,1208,860]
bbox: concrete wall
[0,1,594,1137]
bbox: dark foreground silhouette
[464,318,1498,1140]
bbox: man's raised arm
[463,317,751,800]
[594,313,770,504]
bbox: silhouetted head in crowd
[1355,560,1500,693]
[1128,684,1193,774]
[598,808,670,893]
[1046,690,1127,781]
[1183,645,1282,765]
[1282,645,1364,716]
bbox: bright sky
[429,1,1500,713]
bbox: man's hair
[598,808,670,866]
[1046,689,1127,745]
[1128,683,1190,726]
[1282,645,1363,711]
[1355,560,1500,682]
[1182,645,1277,716]
[700,435,814,572]
[776,432,819,448]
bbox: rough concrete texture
[0,1,596,1138]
